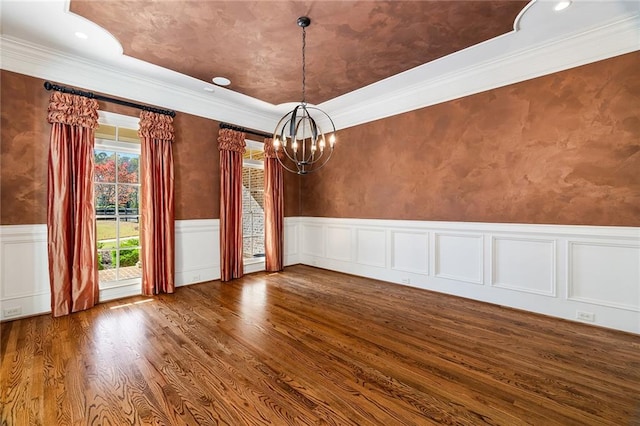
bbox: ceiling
[68,1,527,105]
[1,1,638,131]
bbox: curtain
[139,111,175,295]
[263,138,284,272]
[218,128,246,282]
[47,91,100,317]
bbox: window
[242,140,265,262]
[94,114,142,288]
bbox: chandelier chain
[301,26,306,104]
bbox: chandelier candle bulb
[272,16,337,175]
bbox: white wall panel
[285,222,298,256]
[175,219,220,286]
[391,230,429,274]
[0,225,50,320]
[356,229,386,268]
[3,220,639,334]
[568,241,640,311]
[301,224,324,257]
[326,226,352,262]
[1,240,49,299]
[294,217,640,334]
[492,237,556,296]
[435,233,484,284]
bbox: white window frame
[243,139,266,271]
[95,111,142,297]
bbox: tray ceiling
[69,1,528,105]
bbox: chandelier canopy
[272,17,336,175]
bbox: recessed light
[554,1,571,11]
[212,77,231,86]
[74,31,88,40]
[203,86,215,92]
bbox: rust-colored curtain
[139,111,175,295]
[263,138,284,272]
[218,128,246,282]
[47,91,99,317]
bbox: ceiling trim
[322,13,640,130]
[1,3,638,135]
[0,36,280,131]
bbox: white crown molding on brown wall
[322,7,640,130]
[1,1,638,134]
[0,36,282,131]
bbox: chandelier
[272,16,336,175]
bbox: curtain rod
[43,81,176,117]
[220,122,271,139]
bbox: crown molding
[1,5,638,134]
[0,36,281,131]
[322,12,640,130]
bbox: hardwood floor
[2,265,639,425]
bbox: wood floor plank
[2,265,639,425]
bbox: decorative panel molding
[301,224,324,257]
[295,217,640,334]
[491,237,556,296]
[284,221,298,256]
[0,219,301,321]
[391,230,429,275]
[175,219,220,286]
[284,217,300,267]
[0,225,50,320]
[567,241,640,311]
[434,233,484,285]
[326,226,352,262]
[356,228,387,268]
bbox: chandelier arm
[273,113,302,166]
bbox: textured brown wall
[300,52,640,226]
[1,71,50,225]
[0,70,222,224]
[284,173,301,217]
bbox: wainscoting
[0,219,300,321]
[2,219,638,333]
[291,217,640,334]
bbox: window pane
[118,128,141,144]
[118,248,139,267]
[243,237,253,259]
[242,164,265,260]
[118,217,139,241]
[117,153,139,183]
[98,246,117,283]
[118,248,141,275]
[96,183,116,215]
[252,238,265,257]
[250,212,263,236]
[118,185,139,215]
[95,151,116,182]
[95,125,117,141]
[96,217,117,242]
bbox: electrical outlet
[576,311,595,322]
[192,274,201,282]
[401,278,411,284]
[4,306,22,317]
